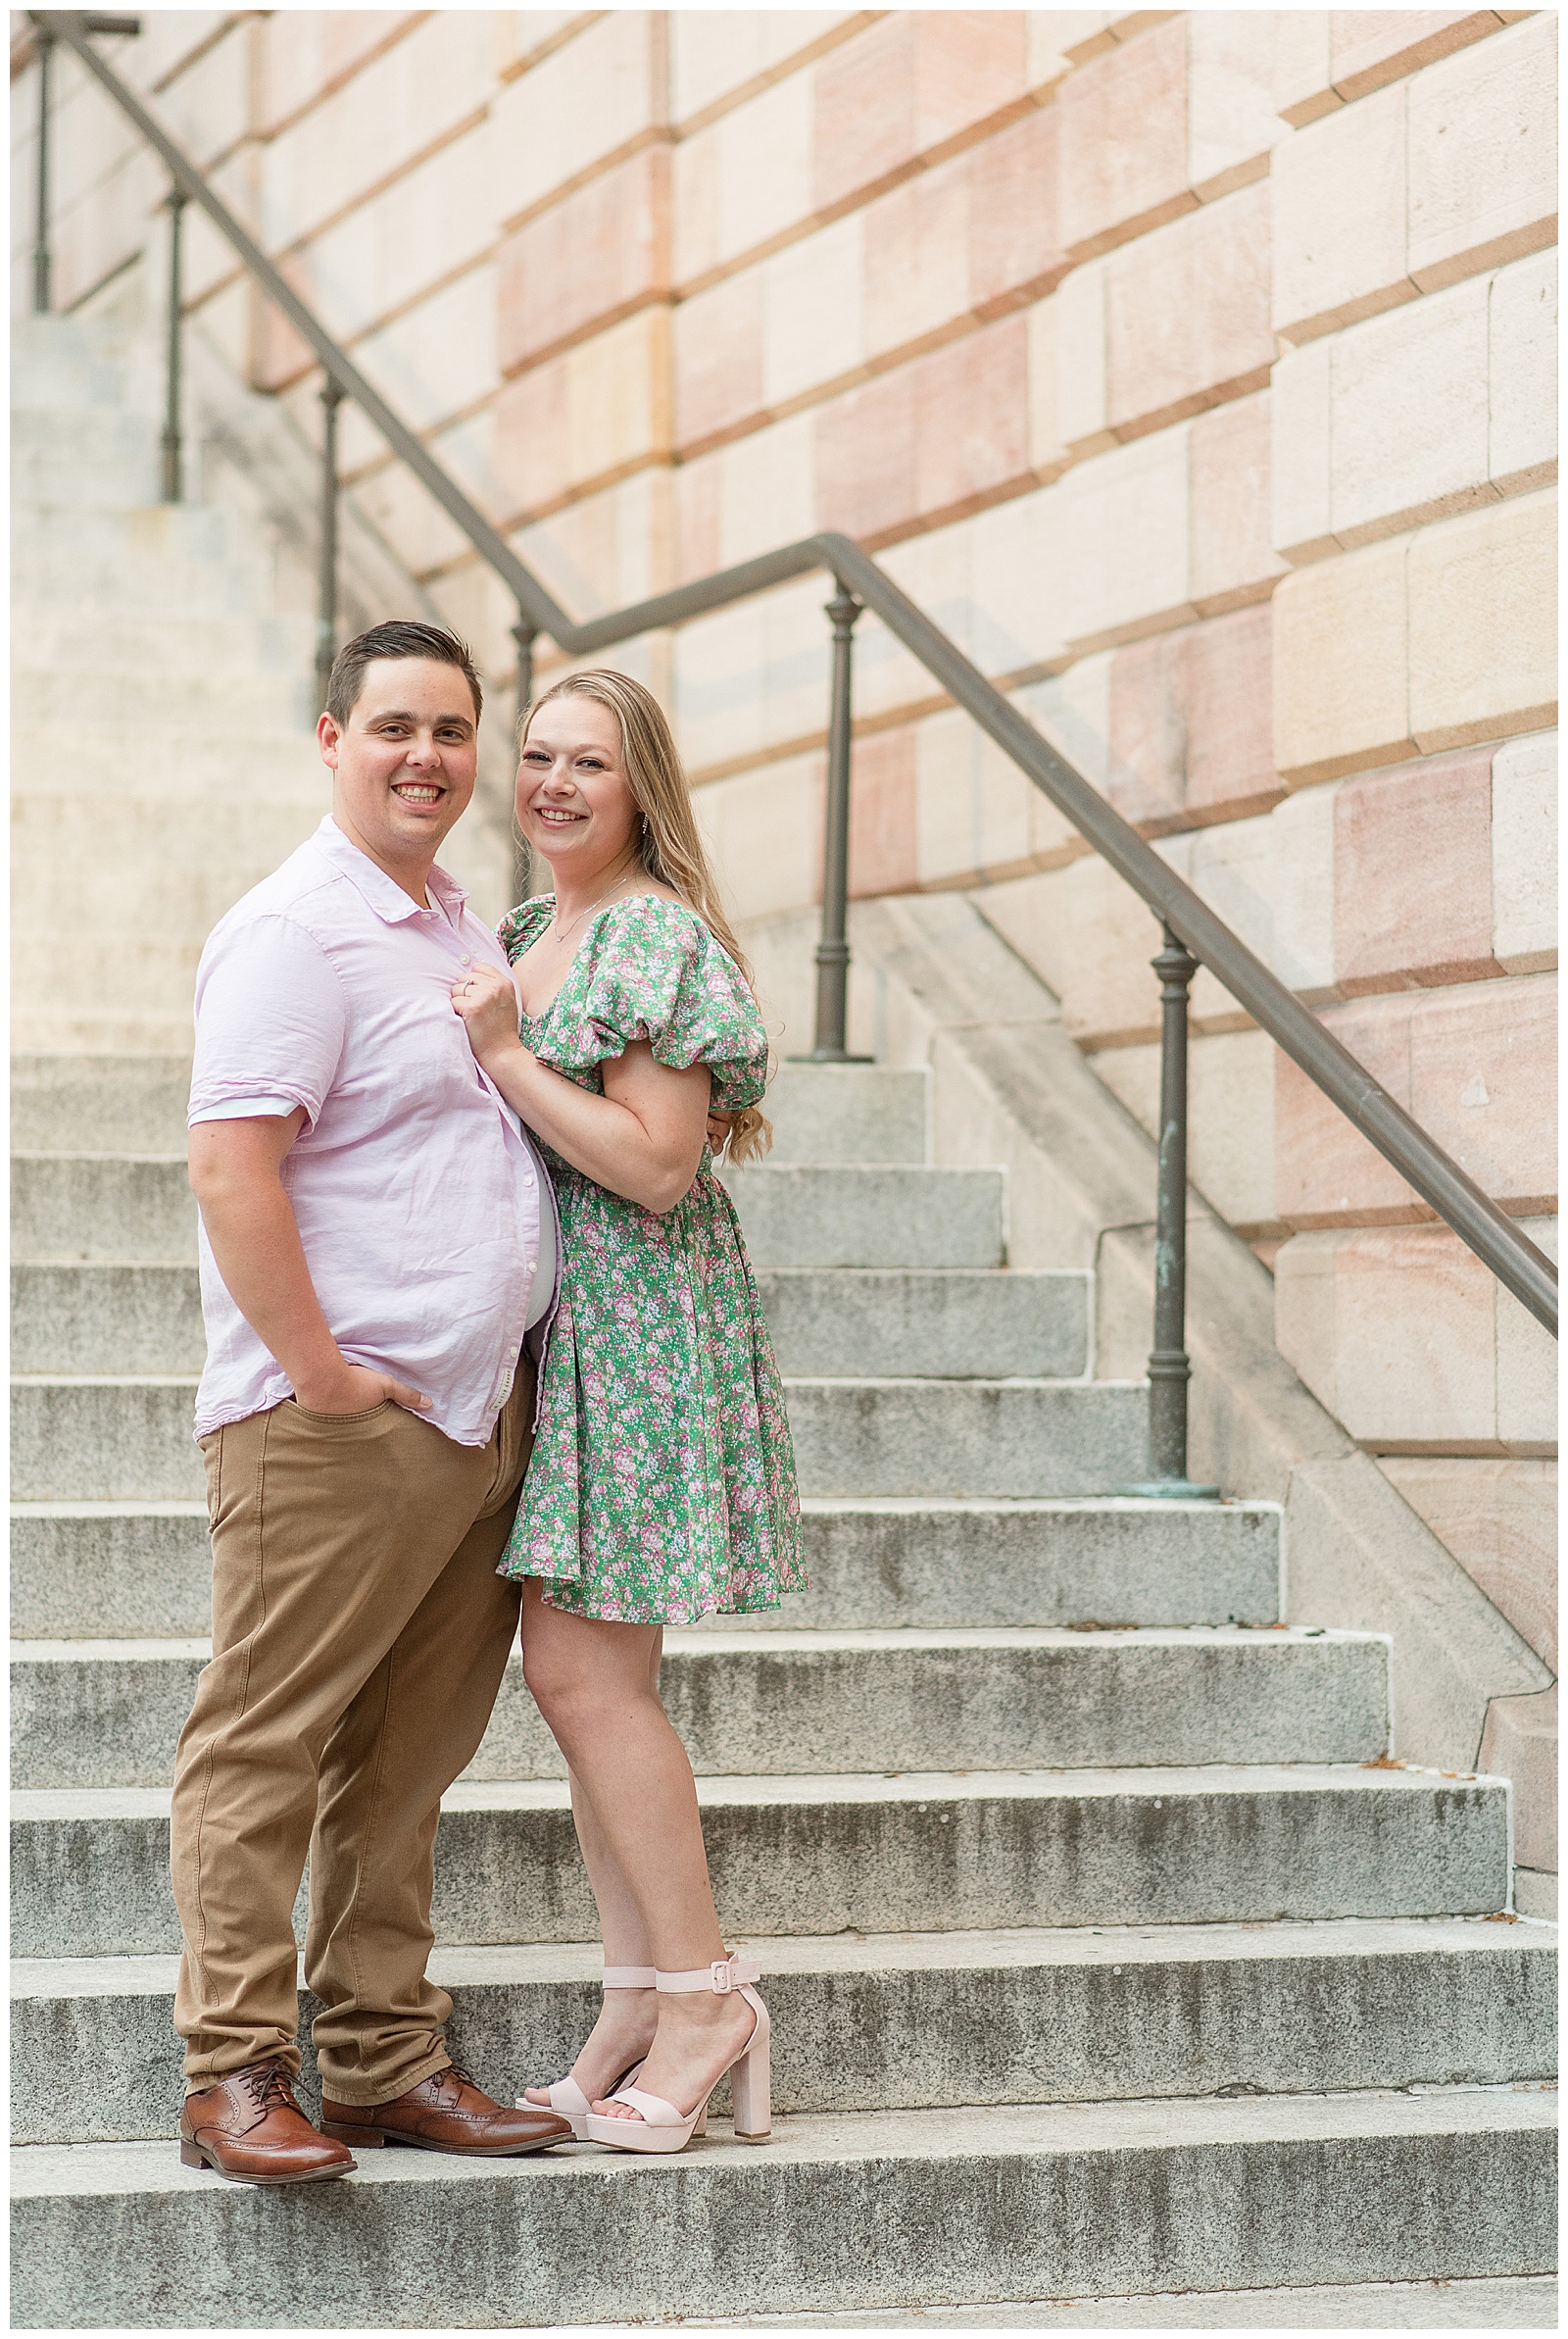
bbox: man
[172,620,572,2183]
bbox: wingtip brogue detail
[179,2058,357,2185]
[320,2061,573,2157]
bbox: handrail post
[160,189,186,501]
[31,29,54,312]
[805,583,869,1063]
[510,612,537,909]
[1124,924,1218,1500]
[314,377,345,713]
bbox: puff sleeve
[554,896,768,1112]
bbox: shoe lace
[240,2061,299,2117]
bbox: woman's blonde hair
[519,668,772,1164]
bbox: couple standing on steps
[172,621,806,2186]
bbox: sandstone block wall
[12,11,1556,1721]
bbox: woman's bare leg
[521,1635,662,2104]
[519,1578,757,2119]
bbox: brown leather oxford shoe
[320,2061,573,2157]
[180,2058,356,2185]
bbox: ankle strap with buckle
[656,1952,760,1994]
[602,1965,657,1989]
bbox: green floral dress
[495,892,806,1625]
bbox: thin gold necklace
[548,877,638,949]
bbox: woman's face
[516,696,640,882]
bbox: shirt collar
[313,816,468,926]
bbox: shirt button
[461,953,472,967]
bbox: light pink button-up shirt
[188,816,557,1447]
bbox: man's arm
[188,1113,430,1415]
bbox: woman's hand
[453,961,524,1069]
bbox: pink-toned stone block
[1275,996,1418,1227]
[863,159,973,363]
[1330,11,1508,104]
[911,11,1031,154]
[812,17,918,213]
[673,451,722,586]
[912,316,1031,523]
[672,270,765,450]
[1334,750,1498,992]
[1380,1454,1558,1668]
[967,105,1066,311]
[1105,608,1278,833]
[814,370,917,542]
[1189,390,1286,614]
[1406,973,1558,1210]
[1057,17,1192,260]
[849,725,920,899]
[1104,182,1272,438]
[498,148,669,374]
[493,360,568,519]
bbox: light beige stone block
[1330,274,1493,541]
[673,573,827,771]
[1054,260,1110,455]
[349,265,499,440]
[715,412,815,570]
[1186,9,1289,195]
[985,853,1164,1045]
[970,485,1071,674]
[305,124,495,346]
[1270,339,1335,563]
[1272,538,1411,785]
[1094,1025,1278,1231]
[1489,247,1558,490]
[515,469,676,622]
[763,213,864,408]
[1332,11,1512,105]
[563,307,671,489]
[695,752,822,923]
[1276,1224,1500,1447]
[1061,424,1193,653]
[1406,14,1558,292]
[1017,653,1114,799]
[152,27,251,169]
[257,11,415,135]
[914,707,1037,888]
[1379,1453,1558,1667]
[1025,295,1066,479]
[1271,80,1410,343]
[673,72,814,283]
[1179,789,1337,997]
[670,10,848,126]
[1407,489,1557,753]
[1492,731,1558,971]
[1405,973,1558,1210]
[1495,1219,1559,1449]
[493,12,658,224]
[1026,13,1112,94]
[1273,11,1336,129]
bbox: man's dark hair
[324,621,483,727]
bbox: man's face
[318,657,478,879]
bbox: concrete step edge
[13,1916,1555,2001]
[12,2084,1558,2201]
[9,1624,1389,1662]
[10,1763,1505,1824]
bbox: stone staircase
[11,1059,1557,2326]
[9,310,1557,2326]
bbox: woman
[451,669,806,2156]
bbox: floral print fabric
[494,892,806,1624]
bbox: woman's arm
[455,964,710,1214]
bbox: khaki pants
[172,1370,532,2103]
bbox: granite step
[7,1497,1285,1640]
[10,1374,1153,1503]
[9,1627,1392,1789]
[10,1767,1512,1960]
[11,2088,1556,2329]
[11,1917,1555,2146]
[725,1165,1005,1269]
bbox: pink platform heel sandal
[583,1952,770,2155]
[517,1964,660,2141]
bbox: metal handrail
[31,10,1557,1347]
